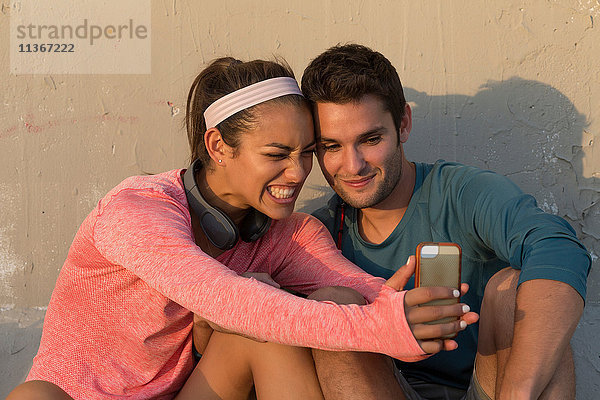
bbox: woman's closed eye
[265,147,314,160]
[265,153,288,160]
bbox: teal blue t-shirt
[312,161,590,389]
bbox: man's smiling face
[314,94,412,209]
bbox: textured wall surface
[1,0,598,397]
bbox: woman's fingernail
[453,289,460,298]
[460,320,467,329]
[462,304,470,313]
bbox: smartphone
[415,242,462,337]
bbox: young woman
[8,57,472,400]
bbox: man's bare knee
[483,267,520,304]
[307,286,367,305]
[7,381,73,400]
[307,288,402,398]
[478,267,521,355]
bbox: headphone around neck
[183,159,272,250]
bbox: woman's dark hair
[301,44,406,136]
[186,57,307,166]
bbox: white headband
[203,77,303,129]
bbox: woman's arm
[93,188,426,361]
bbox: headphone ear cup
[198,207,240,250]
[183,159,239,250]
[239,209,271,243]
[183,159,271,249]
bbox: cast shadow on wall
[404,77,597,246]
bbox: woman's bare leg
[6,380,74,400]
[250,337,323,400]
[177,331,323,400]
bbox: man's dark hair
[301,44,406,134]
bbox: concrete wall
[1,0,598,397]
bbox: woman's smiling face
[219,102,315,220]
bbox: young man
[302,44,590,400]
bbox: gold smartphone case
[416,242,462,327]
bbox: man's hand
[386,256,479,354]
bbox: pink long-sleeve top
[27,169,425,399]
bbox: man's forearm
[498,278,583,399]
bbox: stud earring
[218,159,222,163]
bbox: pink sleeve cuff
[376,285,429,362]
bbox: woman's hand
[385,256,480,355]
[241,272,281,289]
